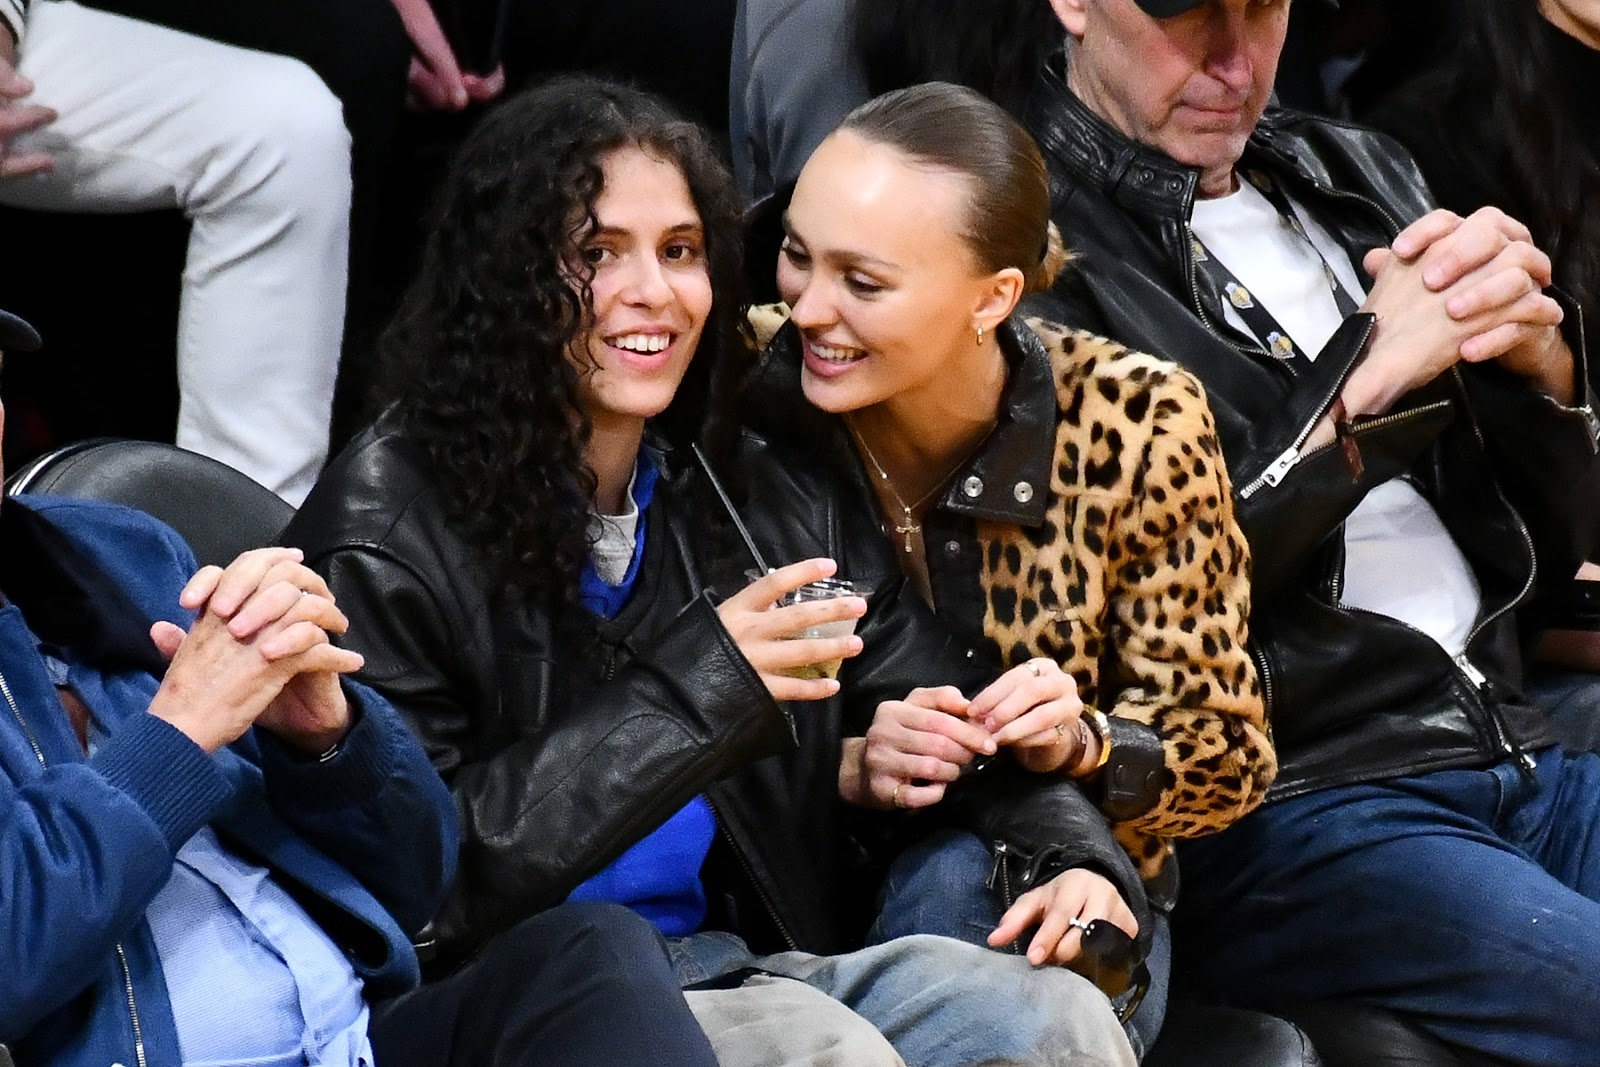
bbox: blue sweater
[567,455,716,937]
[0,496,459,1066]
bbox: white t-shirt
[589,463,642,585]
[1190,178,1482,654]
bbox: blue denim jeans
[1174,746,1600,1066]
[668,923,1136,1067]
[1523,664,1600,753]
[864,829,1169,1063]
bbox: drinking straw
[692,442,770,573]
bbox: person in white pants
[0,0,350,504]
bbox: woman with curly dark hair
[285,73,1141,1067]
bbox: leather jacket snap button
[962,475,984,498]
[1013,481,1034,503]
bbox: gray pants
[673,931,1138,1067]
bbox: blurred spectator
[1368,0,1599,386]
[74,0,412,439]
[0,0,351,503]
[730,0,1062,205]
[730,0,863,204]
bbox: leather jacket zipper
[984,841,1025,956]
[1294,173,1403,240]
[1277,400,1456,511]
[1450,368,1538,652]
[1248,643,1276,740]
[705,798,798,951]
[1237,316,1381,499]
[2,668,150,1067]
[1312,403,1536,777]
[985,840,1018,907]
[1447,367,1540,775]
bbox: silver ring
[1027,660,1043,677]
[1068,916,1093,934]
[1054,722,1069,738]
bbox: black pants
[369,902,718,1067]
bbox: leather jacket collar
[1027,65,1201,222]
[750,314,1058,527]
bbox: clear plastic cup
[747,571,860,680]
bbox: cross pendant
[894,509,920,554]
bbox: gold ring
[892,783,906,808]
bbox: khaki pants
[687,975,905,1067]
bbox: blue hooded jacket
[0,495,459,1066]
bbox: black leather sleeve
[941,766,1155,954]
[313,545,792,970]
[1454,318,1600,588]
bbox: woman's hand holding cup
[719,558,866,701]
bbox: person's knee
[200,53,352,211]
[887,935,1134,1066]
[687,976,905,1067]
[502,900,663,961]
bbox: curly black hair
[379,74,747,610]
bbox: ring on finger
[1068,916,1093,934]
[1054,722,1069,738]
[1027,660,1043,677]
[892,783,906,809]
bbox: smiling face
[1051,0,1290,198]
[777,131,1015,417]
[569,144,713,436]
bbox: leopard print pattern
[978,318,1277,878]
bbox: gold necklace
[847,418,987,554]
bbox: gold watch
[1071,709,1113,777]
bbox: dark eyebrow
[780,212,898,273]
[592,220,704,240]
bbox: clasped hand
[1351,205,1572,415]
[147,548,364,755]
[842,658,1085,812]
[0,29,57,179]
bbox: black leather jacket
[283,418,1150,971]
[1025,66,1600,800]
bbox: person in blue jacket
[0,304,719,1067]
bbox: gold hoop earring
[975,324,985,347]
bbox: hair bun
[1028,221,1070,293]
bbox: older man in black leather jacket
[1024,0,1600,1063]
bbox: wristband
[1070,709,1113,777]
[1330,397,1364,481]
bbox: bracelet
[1329,397,1365,481]
[1069,709,1113,777]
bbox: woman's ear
[974,267,1026,335]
